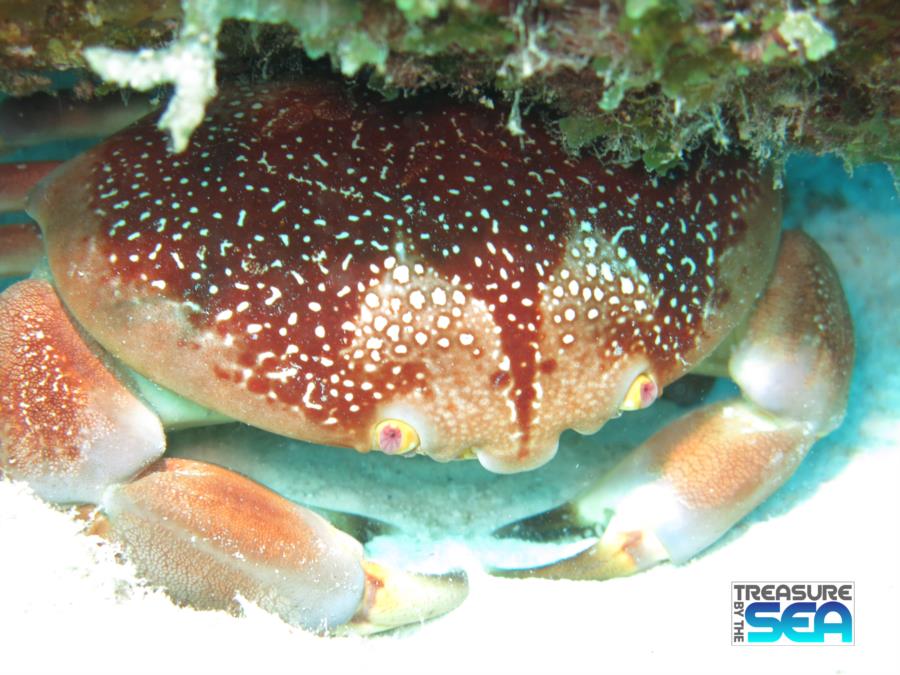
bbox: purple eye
[372,418,420,455]
[620,373,658,411]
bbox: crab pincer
[495,232,853,579]
[97,458,467,634]
[0,278,165,502]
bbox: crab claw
[493,402,813,580]
[492,232,853,580]
[98,458,467,633]
[0,279,165,502]
[345,561,468,635]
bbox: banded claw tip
[344,561,468,635]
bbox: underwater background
[1,0,898,668]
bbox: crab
[0,75,853,632]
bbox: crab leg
[0,162,61,278]
[92,457,467,634]
[0,90,154,150]
[0,222,43,277]
[0,161,62,211]
[496,231,853,579]
[0,162,59,278]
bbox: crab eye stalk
[620,373,659,411]
[372,419,420,456]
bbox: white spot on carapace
[409,290,425,310]
[393,265,410,284]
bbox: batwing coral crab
[0,75,853,631]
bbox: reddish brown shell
[30,78,781,471]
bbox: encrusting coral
[0,1,896,180]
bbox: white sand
[1,155,897,674]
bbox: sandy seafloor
[0,152,897,675]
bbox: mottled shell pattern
[30,77,781,473]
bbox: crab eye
[620,373,658,411]
[372,419,420,455]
